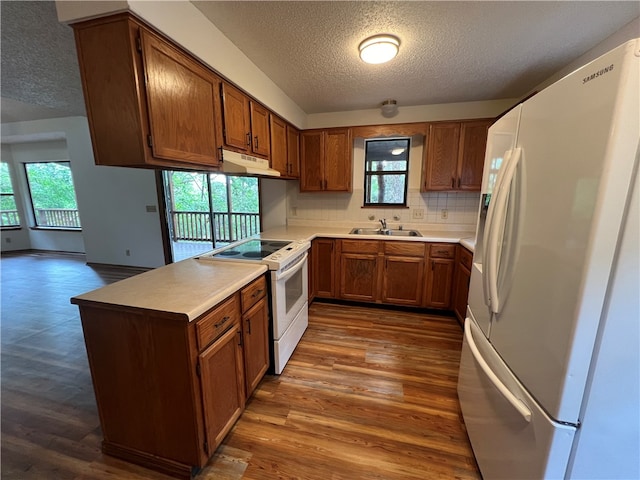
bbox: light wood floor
[1,251,480,480]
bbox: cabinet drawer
[241,275,267,313]
[384,241,426,257]
[459,247,473,271]
[341,239,380,254]
[430,243,456,258]
[196,294,240,350]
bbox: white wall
[1,117,165,268]
[531,17,639,95]
[1,144,31,251]
[306,98,517,129]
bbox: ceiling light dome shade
[359,35,400,64]
[380,99,398,117]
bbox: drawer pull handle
[214,316,231,328]
[251,288,264,298]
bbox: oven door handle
[275,252,308,282]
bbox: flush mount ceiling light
[391,148,405,155]
[380,99,398,117]
[359,34,400,64]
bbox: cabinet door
[250,101,270,158]
[141,29,221,166]
[287,125,300,178]
[422,122,460,191]
[300,130,324,191]
[453,262,471,323]
[382,256,425,306]
[221,82,251,152]
[458,120,491,191]
[270,115,288,175]
[312,238,336,298]
[339,253,379,302]
[199,324,245,455]
[324,128,352,192]
[242,298,269,398]
[424,258,455,308]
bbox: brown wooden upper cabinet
[270,115,300,178]
[300,128,352,192]
[72,13,223,170]
[220,82,270,159]
[421,119,493,191]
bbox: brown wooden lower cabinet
[424,243,456,308]
[339,240,381,302]
[452,245,473,323]
[72,274,269,479]
[381,241,426,306]
[242,297,270,397]
[311,238,336,299]
[308,238,464,311]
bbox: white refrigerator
[457,39,639,479]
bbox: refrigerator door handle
[486,147,522,314]
[464,318,532,422]
[483,148,513,309]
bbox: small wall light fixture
[380,99,398,117]
[359,34,400,64]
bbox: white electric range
[199,238,310,374]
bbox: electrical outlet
[412,208,424,219]
[125,249,131,256]
[441,209,449,219]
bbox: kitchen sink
[349,228,422,237]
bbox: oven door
[271,252,308,339]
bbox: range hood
[220,149,281,177]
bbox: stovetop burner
[243,251,273,258]
[218,249,241,256]
[198,237,310,270]
[209,239,292,260]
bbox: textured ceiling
[1,1,638,124]
[193,1,639,113]
[1,0,86,123]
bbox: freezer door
[458,318,575,479]
[487,40,640,422]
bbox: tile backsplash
[286,184,480,228]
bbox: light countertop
[258,225,476,251]
[70,225,475,321]
[71,259,267,321]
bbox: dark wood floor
[1,251,480,480]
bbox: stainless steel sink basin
[349,228,422,237]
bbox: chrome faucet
[379,218,388,231]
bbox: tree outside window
[364,138,410,206]
[24,162,81,228]
[163,171,260,260]
[1,162,21,227]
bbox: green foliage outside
[169,172,259,213]
[1,162,17,210]
[25,162,78,209]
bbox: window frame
[23,161,82,230]
[0,161,21,229]
[363,137,411,207]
